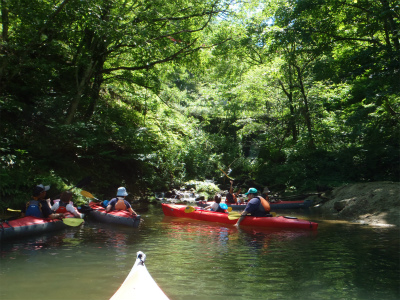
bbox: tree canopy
[1,0,399,204]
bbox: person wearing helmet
[106,187,137,217]
[234,187,270,227]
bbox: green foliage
[184,180,220,200]
[1,0,398,204]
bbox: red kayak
[88,202,141,228]
[162,203,318,230]
[0,213,78,241]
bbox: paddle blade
[7,208,21,212]
[227,207,233,212]
[63,218,84,227]
[228,211,242,220]
[184,206,195,213]
[80,190,95,199]
[271,212,277,217]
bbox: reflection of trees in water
[0,229,84,258]
[161,218,317,261]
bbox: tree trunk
[1,0,9,42]
[295,65,314,148]
[65,61,95,125]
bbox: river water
[0,203,399,300]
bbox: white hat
[33,184,50,196]
[117,187,128,196]
[37,184,50,191]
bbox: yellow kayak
[110,251,170,300]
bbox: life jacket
[56,201,68,213]
[26,200,43,218]
[257,196,270,213]
[114,197,127,210]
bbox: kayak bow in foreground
[110,251,170,300]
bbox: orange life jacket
[115,198,127,210]
[258,196,270,212]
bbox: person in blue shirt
[106,187,137,217]
[234,188,270,227]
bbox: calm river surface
[1,204,399,300]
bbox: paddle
[52,177,93,199]
[228,211,277,220]
[184,206,195,213]
[63,218,84,227]
[80,190,101,201]
[219,168,233,180]
[7,208,21,213]
[228,212,243,220]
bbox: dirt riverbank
[311,181,400,227]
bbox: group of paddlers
[24,184,137,220]
[203,180,272,227]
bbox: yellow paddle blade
[227,207,233,212]
[184,206,195,213]
[228,214,241,220]
[228,211,241,215]
[63,218,84,227]
[80,190,95,198]
[271,212,277,217]
[7,208,21,212]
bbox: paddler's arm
[48,213,65,219]
[229,180,234,194]
[234,212,248,227]
[128,207,137,217]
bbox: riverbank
[312,181,400,227]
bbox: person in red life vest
[234,188,271,227]
[52,191,83,218]
[25,184,64,219]
[106,187,137,217]
[226,180,241,204]
[204,194,227,213]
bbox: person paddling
[106,187,137,217]
[25,184,64,219]
[226,180,241,204]
[234,188,271,227]
[52,191,83,218]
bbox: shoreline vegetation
[1,1,399,215]
[157,181,400,227]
